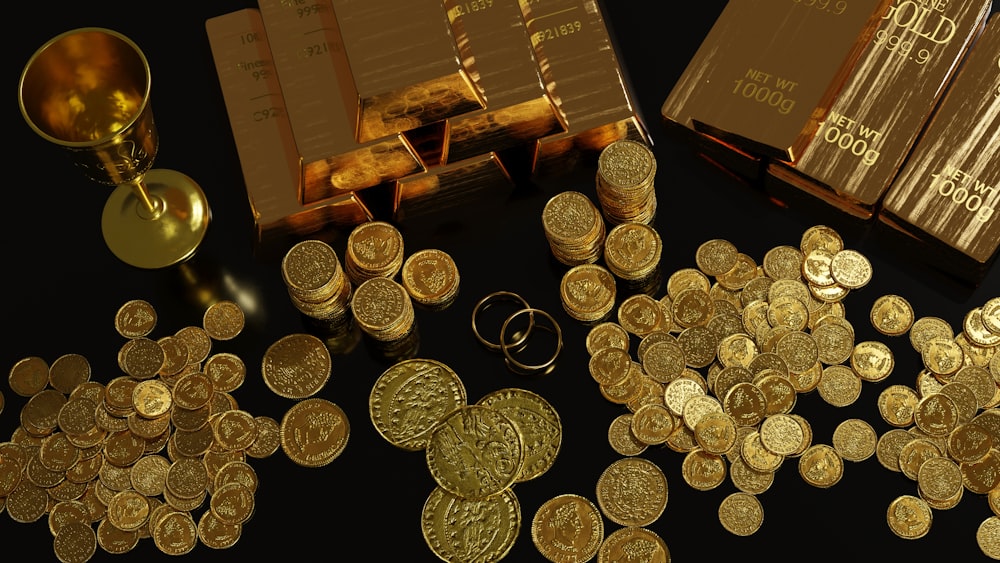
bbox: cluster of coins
[532,455,671,562]
[575,225,904,538]
[344,220,405,286]
[867,295,1000,557]
[281,239,353,324]
[541,190,607,266]
[1,297,351,562]
[595,139,657,225]
[367,358,563,562]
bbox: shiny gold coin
[759,413,805,457]
[131,379,172,419]
[589,347,633,387]
[979,516,1000,560]
[203,352,246,394]
[560,263,617,323]
[831,418,877,462]
[478,388,562,483]
[603,222,662,281]
[351,276,415,341]
[246,415,282,459]
[49,353,92,395]
[716,252,759,291]
[898,438,943,481]
[909,316,954,353]
[369,358,467,451]
[801,248,836,287]
[196,510,242,550]
[426,405,523,500]
[114,299,158,339]
[695,238,739,277]
[345,220,405,284]
[202,300,245,341]
[729,456,775,495]
[963,449,1000,495]
[982,297,1000,334]
[400,248,460,308]
[119,337,165,381]
[608,413,648,457]
[850,340,894,382]
[914,393,960,437]
[209,481,255,525]
[681,448,727,491]
[53,521,97,563]
[152,510,198,555]
[870,294,914,337]
[174,325,213,365]
[817,365,862,407]
[586,322,630,356]
[762,244,804,281]
[887,495,933,539]
[693,411,738,455]
[917,455,964,503]
[630,403,676,446]
[798,444,843,488]
[261,333,331,399]
[800,224,844,255]
[617,293,665,337]
[532,493,604,563]
[170,371,214,411]
[8,355,50,397]
[281,238,343,302]
[722,382,767,428]
[422,486,520,563]
[597,526,670,563]
[877,384,920,427]
[876,428,916,473]
[741,430,784,473]
[718,491,763,536]
[279,397,349,468]
[829,249,872,289]
[595,456,668,527]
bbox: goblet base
[102,168,211,269]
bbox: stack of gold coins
[595,139,657,225]
[560,263,617,324]
[344,220,405,286]
[351,276,416,342]
[603,221,663,284]
[400,248,461,310]
[541,190,606,266]
[281,239,352,322]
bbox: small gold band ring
[500,308,563,375]
[471,291,533,352]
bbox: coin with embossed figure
[595,456,668,527]
[478,388,561,483]
[421,485,520,563]
[597,526,669,563]
[401,248,460,308]
[369,358,467,451]
[279,397,349,468]
[202,300,245,341]
[887,495,933,539]
[532,493,604,563]
[870,294,914,337]
[114,299,158,339]
[261,333,331,399]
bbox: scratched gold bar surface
[766,0,992,218]
[879,12,1000,266]
[205,8,371,248]
[330,0,485,143]
[258,0,424,205]
[394,152,513,222]
[518,0,649,175]
[443,0,565,164]
[662,0,890,163]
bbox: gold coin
[608,413,648,457]
[120,337,165,381]
[963,449,1000,494]
[131,379,172,419]
[801,248,836,287]
[877,384,920,427]
[829,249,872,289]
[693,411,738,455]
[425,405,524,500]
[152,510,198,555]
[400,248,460,308]
[531,493,604,563]
[914,393,960,437]
[595,457,668,527]
[203,352,246,394]
[762,244,804,281]
[174,325,213,365]
[202,300,245,341]
[979,516,1000,559]
[917,455,963,503]
[630,403,677,446]
[281,239,342,301]
[681,449,727,491]
[351,276,414,340]
[909,316,954,353]
[850,340,894,382]
[798,444,843,488]
[8,355,50,397]
[695,238,739,277]
[817,365,862,407]
[369,358,466,452]
[618,293,666,337]
[759,413,804,456]
[560,263,617,322]
[585,322,630,355]
[800,224,844,255]
[729,456,774,495]
[345,220,404,284]
[196,510,241,550]
[964,306,1000,347]
[279,397,349,468]
[422,486,520,563]
[477,388,562,483]
[114,299,158,339]
[209,481,255,525]
[603,222,662,280]
[246,415,282,459]
[718,491,763,536]
[870,294,914,336]
[48,353,92,395]
[831,418,877,462]
[261,333,331,399]
[741,430,784,473]
[597,526,670,563]
[982,297,1000,334]
[898,438,943,481]
[723,382,767,428]
[887,495,932,539]
[53,521,97,563]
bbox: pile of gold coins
[595,139,657,225]
[541,190,607,266]
[344,220,405,286]
[281,239,353,324]
[1,297,349,561]
[367,357,563,562]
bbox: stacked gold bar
[207,1,647,246]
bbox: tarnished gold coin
[597,526,670,563]
[370,358,468,449]
[8,355,50,397]
[478,388,562,483]
[400,248,460,308]
[831,418,877,462]
[718,492,763,536]
[695,238,739,277]
[422,486,520,563]
[829,249,872,289]
[114,299,158,339]
[425,405,524,500]
[532,493,604,563]
[261,333,331,399]
[202,300,245,341]
[870,294,914,337]
[887,495,933,539]
[595,456,668,527]
[279,397,349,468]
[978,516,1000,560]
[798,444,843,488]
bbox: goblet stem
[127,178,164,219]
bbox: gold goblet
[18,27,210,269]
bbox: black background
[6,1,1000,561]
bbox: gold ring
[500,308,562,375]
[471,291,533,351]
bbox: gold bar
[442,0,565,165]
[765,0,992,219]
[330,0,485,143]
[518,0,650,176]
[663,0,891,163]
[205,8,372,253]
[393,152,513,222]
[878,12,1000,272]
[257,0,424,204]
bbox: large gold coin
[421,485,520,563]
[369,358,467,451]
[595,457,668,527]
[477,388,562,482]
[425,405,524,500]
[279,397,349,468]
[532,493,604,563]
